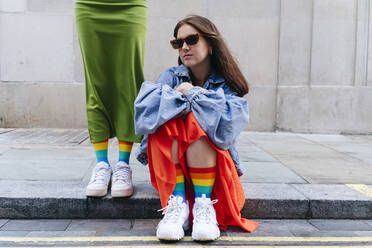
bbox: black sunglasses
[170,34,199,49]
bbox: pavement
[0,128,371,219]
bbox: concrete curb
[0,181,371,219]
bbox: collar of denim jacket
[174,64,225,84]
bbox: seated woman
[134,15,259,241]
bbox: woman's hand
[175,82,194,95]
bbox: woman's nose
[182,41,190,50]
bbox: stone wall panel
[311,0,356,85]
[0,13,73,82]
[279,0,312,85]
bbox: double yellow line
[1,236,372,242]
[1,236,372,247]
[2,245,372,248]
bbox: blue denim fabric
[134,64,249,176]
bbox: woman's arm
[134,69,190,136]
[185,85,249,150]
[134,69,191,165]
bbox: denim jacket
[134,64,249,176]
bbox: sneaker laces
[92,164,109,182]
[157,195,184,224]
[113,164,131,183]
[194,199,218,225]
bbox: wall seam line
[354,0,359,87]
[274,0,283,132]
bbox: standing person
[75,0,147,197]
[134,15,258,241]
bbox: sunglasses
[170,34,199,49]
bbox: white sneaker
[192,194,220,241]
[86,162,111,197]
[156,195,190,240]
[111,161,134,197]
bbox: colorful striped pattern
[189,166,217,198]
[118,140,133,164]
[172,166,185,199]
[93,140,109,164]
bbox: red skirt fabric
[147,112,259,232]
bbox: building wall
[1,0,371,133]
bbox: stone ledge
[0,182,371,219]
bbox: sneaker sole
[157,229,185,241]
[111,187,134,197]
[192,231,220,241]
[192,234,220,241]
[86,188,108,197]
[156,218,189,240]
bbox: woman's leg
[93,139,109,164]
[86,139,111,197]
[147,119,190,240]
[111,140,134,197]
[186,137,217,198]
[170,139,186,200]
[118,140,133,164]
[186,136,219,241]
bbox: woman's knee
[186,136,216,167]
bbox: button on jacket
[134,64,249,176]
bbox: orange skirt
[147,112,259,232]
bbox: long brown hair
[174,15,249,96]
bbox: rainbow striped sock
[172,165,185,199]
[118,140,133,164]
[93,140,109,165]
[189,166,216,198]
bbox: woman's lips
[183,54,192,59]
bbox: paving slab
[243,183,308,200]
[0,181,86,199]
[246,133,372,184]
[326,144,372,165]
[0,129,88,145]
[365,220,372,227]
[0,129,15,135]
[1,220,71,231]
[1,146,95,160]
[0,159,94,181]
[0,231,29,237]
[26,231,96,237]
[240,162,307,183]
[238,149,279,163]
[0,220,8,228]
[289,230,364,237]
[308,219,372,231]
[292,184,371,200]
[254,219,319,232]
[66,219,131,232]
[297,133,358,144]
[131,219,158,231]
[298,134,372,165]
[225,225,294,237]
[354,231,372,236]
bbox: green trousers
[75,0,147,143]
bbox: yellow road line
[1,236,372,243]
[346,184,372,198]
